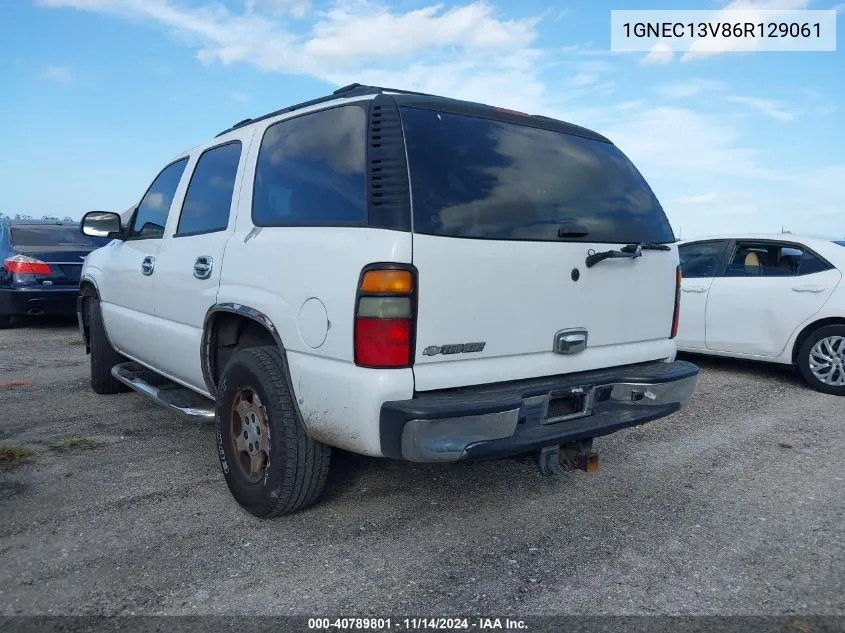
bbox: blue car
[0,218,111,328]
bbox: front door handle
[193,256,213,280]
[682,286,707,293]
[792,285,825,293]
[141,256,155,276]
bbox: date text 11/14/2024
[308,618,528,630]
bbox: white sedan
[676,234,845,395]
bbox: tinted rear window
[835,241,845,247]
[400,107,675,243]
[10,225,110,248]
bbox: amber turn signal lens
[360,269,413,294]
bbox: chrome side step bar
[111,362,215,421]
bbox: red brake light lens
[355,319,411,367]
[3,255,52,275]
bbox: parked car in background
[677,235,845,395]
[0,217,111,328]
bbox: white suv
[77,84,699,517]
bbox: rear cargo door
[400,106,679,391]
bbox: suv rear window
[835,240,845,247]
[10,225,110,248]
[400,107,675,243]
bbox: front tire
[88,296,129,394]
[215,346,331,518]
[797,325,845,396]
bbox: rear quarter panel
[219,107,415,455]
[779,241,845,363]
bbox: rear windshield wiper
[585,242,671,268]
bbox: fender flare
[201,304,309,433]
[77,274,101,353]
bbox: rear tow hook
[537,439,600,477]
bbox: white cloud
[675,192,759,218]
[725,95,795,121]
[598,106,779,182]
[245,0,310,18]
[677,192,721,205]
[40,0,539,78]
[39,65,72,82]
[658,78,726,99]
[231,92,250,102]
[640,42,674,66]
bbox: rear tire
[216,346,331,518]
[797,324,845,396]
[88,296,129,394]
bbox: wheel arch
[77,275,101,354]
[201,303,302,409]
[791,317,845,363]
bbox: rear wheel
[215,346,331,518]
[797,325,845,396]
[88,296,129,394]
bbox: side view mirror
[81,211,122,239]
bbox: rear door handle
[792,285,825,293]
[682,286,707,293]
[141,256,155,276]
[193,256,213,280]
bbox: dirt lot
[0,317,843,616]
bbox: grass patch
[0,445,35,467]
[53,436,101,451]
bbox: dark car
[0,218,111,328]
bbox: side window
[176,142,242,236]
[252,105,367,226]
[797,250,832,275]
[724,242,832,277]
[129,158,189,239]
[679,241,727,278]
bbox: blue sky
[1,0,843,238]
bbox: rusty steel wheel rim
[229,387,270,483]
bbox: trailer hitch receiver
[537,439,599,476]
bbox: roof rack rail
[332,83,438,98]
[215,83,442,137]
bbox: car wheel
[797,325,845,396]
[88,296,129,394]
[215,345,331,518]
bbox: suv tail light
[3,255,52,275]
[671,265,682,338]
[354,266,416,368]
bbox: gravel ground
[0,316,843,616]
